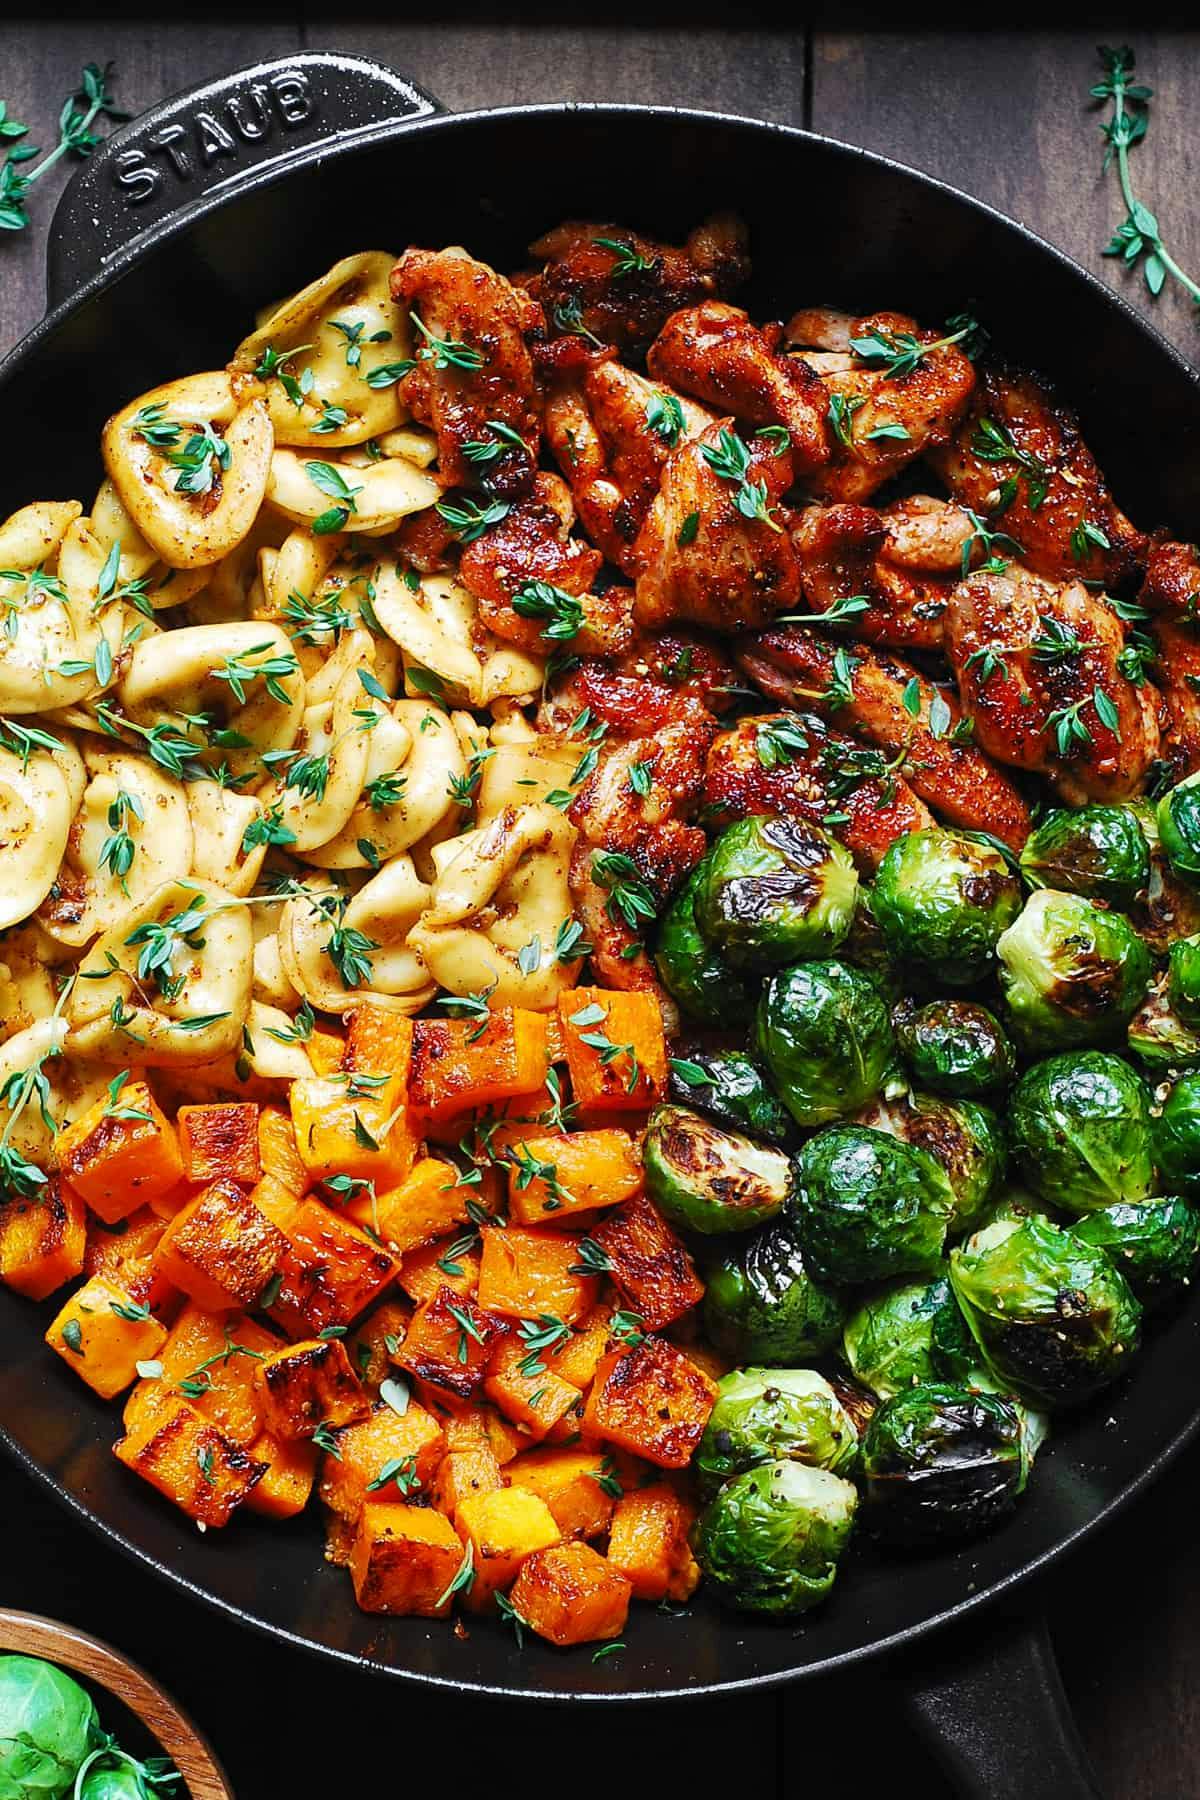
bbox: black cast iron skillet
[2,51,1198,1797]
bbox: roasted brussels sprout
[755,959,894,1128]
[1127,980,1200,1072]
[893,997,1016,1098]
[1127,798,1200,957]
[1157,771,1200,886]
[655,862,750,1026]
[695,1367,860,1496]
[793,1125,955,1284]
[668,1045,794,1146]
[704,1216,845,1363]
[1008,1051,1153,1216]
[1168,935,1200,1026]
[842,1275,956,1400]
[1019,804,1149,909]
[643,1104,793,1236]
[858,1091,1006,1234]
[842,885,904,1003]
[997,889,1151,1052]
[696,815,858,969]
[871,828,1022,986]
[860,1381,1028,1545]
[1151,1072,1200,1197]
[1072,1197,1200,1309]
[949,1214,1142,1408]
[692,1459,857,1616]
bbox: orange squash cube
[544,1303,613,1391]
[153,1179,286,1312]
[476,1226,597,1325]
[177,1103,261,1186]
[0,1181,86,1301]
[45,1276,167,1399]
[481,1406,527,1466]
[288,1076,418,1193]
[84,1209,174,1315]
[347,1299,411,1388]
[507,1446,619,1540]
[155,1304,280,1445]
[349,1499,463,1615]
[483,1336,582,1441]
[246,1173,301,1234]
[409,1008,548,1126]
[307,1023,345,1075]
[342,1006,413,1114]
[592,1192,704,1330]
[505,1129,642,1225]
[54,1080,185,1224]
[557,988,667,1113]
[254,1336,370,1440]
[258,1105,308,1196]
[509,1542,631,1646]
[454,1486,560,1611]
[319,1400,446,1531]
[432,1435,503,1521]
[607,1481,701,1601]
[395,1287,505,1400]
[584,1338,716,1469]
[244,1432,318,1519]
[349,1157,470,1256]
[399,1231,481,1306]
[269,1199,399,1338]
[114,1394,266,1527]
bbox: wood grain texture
[0,1608,232,1797]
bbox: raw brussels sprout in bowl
[704,1216,845,1363]
[655,860,751,1026]
[1018,803,1150,909]
[893,997,1016,1098]
[692,1459,858,1617]
[860,1381,1029,1545]
[793,1124,956,1283]
[695,1367,860,1495]
[871,828,1022,985]
[1072,1197,1200,1310]
[696,815,858,969]
[643,1104,793,1235]
[0,1653,178,1800]
[1008,1051,1154,1215]
[755,958,894,1128]
[997,888,1151,1052]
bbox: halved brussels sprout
[1157,771,1200,885]
[643,1104,793,1236]
[997,889,1151,1052]
[1008,1051,1153,1216]
[655,862,751,1026]
[871,828,1022,986]
[691,1459,857,1617]
[1072,1197,1200,1310]
[1128,797,1200,956]
[842,1275,957,1401]
[755,959,894,1128]
[1127,980,1200,1072]
[857,1091,1006,1235]
[696,815,858,969]
[949,1214,1142,1409]
[860,1381,1028,1545]
[1169,935,1200,1026]
[694,1367,860,1496]
[704,1217,844,1363]
[793,1124,955,1284]
[1019,804,1149,909]
[893,997,1016,1098]
[668,1045,794,1147]
[1151,1072,1200,1197]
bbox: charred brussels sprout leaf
[997,889,1151,1052]
[843,1275,959,1400]
[1127,797,1200,957]
[755,959,894,1128]
[1168,934,1200,1026]
[1072,1197,1200,1310]
[1157,771,1200,886]
[1151,1072,1200,1197]
[860,1381,1028,1545]
[793,1124,955,1284]
[949,1214,1141,1409]
[894,997,1016,1098]
[696,815,858,969]
[695,1367,860,1496]
[643,1104,792,1235]
[1127,980,1200,1073]
[655,861,750,1026]
[668,1045,794,1146]
[0,1654,101,1798]
[1019,804,1149,909]
[872,828,1022,986]
[704,1216,844,1363]
[692,1459,857,1616]
[1008,1051,1153,1215]
[857,1091,1006,1234]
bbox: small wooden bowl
[0,1608,232,1797]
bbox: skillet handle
[44,51,443,312]
[898,1613,1104,1798]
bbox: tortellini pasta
[372,566,544,708]
[279,861,434,1015]
[265,448,440,536]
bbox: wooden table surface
[2,14,1199,1795]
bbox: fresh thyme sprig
[1091,44,1200,311]
[0,63,128,235]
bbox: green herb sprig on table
[1091,44,1200,311]
[0,63,127,234]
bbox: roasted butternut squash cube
[319,1400,446,1533]
[54,1081,185,1225]
[288,1077,417,1191]
[258,1105,308,1196]
[507,1446,618,1540]
[0,1181,86,1300]
[114,1395,266,1527]
[409,1008,548,1125]
[269,1199,399,1338]
[307,1023,345,1075]
[45,1276,167,1400]
[348,1299,411,1389]
[395,1287,505,1400]
[342,1006,413,1113]
[481,1406,527,1466]
[157,1304,280,1445]
[153,1180,286,1312]
[476,1226,597,1325]
[607,1481,701,1600]
[246,1173,300,1234]
[483,1336,582,1441]
[455,1486,560,1611]
[254,1336,370,1440]
[592,1192,704,1329]
[399,1231,481,1305]
[544,1303,613,1391]
[505,1129,642,1224]
[350,1499,463,1615]
[509,1542,631,1646]
[432,1437,503,1521]
[84,1209,174,1315]
[349,1157,469,1256]
[557,988,666,1113]
[177,1103,261,1186]
[244,1432,318,1519]
[584,1338,716,1469]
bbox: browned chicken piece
[456,471,632,657]
[703,712,933,871]
[524,215,749,355]
[943,564,1160,804]
[1139,539,1200,616]
[394,507,458,574]
[633,420,801,633]
[785,307,977,502]
[927,363,1147,588]
[1149,614,1200,778]
[543,360,715,571]
[539,630,740,739]
[569,842,667,1008]
[647,302,830,477]
[791,495,976,654]
[737,624,1033,850]
[391,246,543,499]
